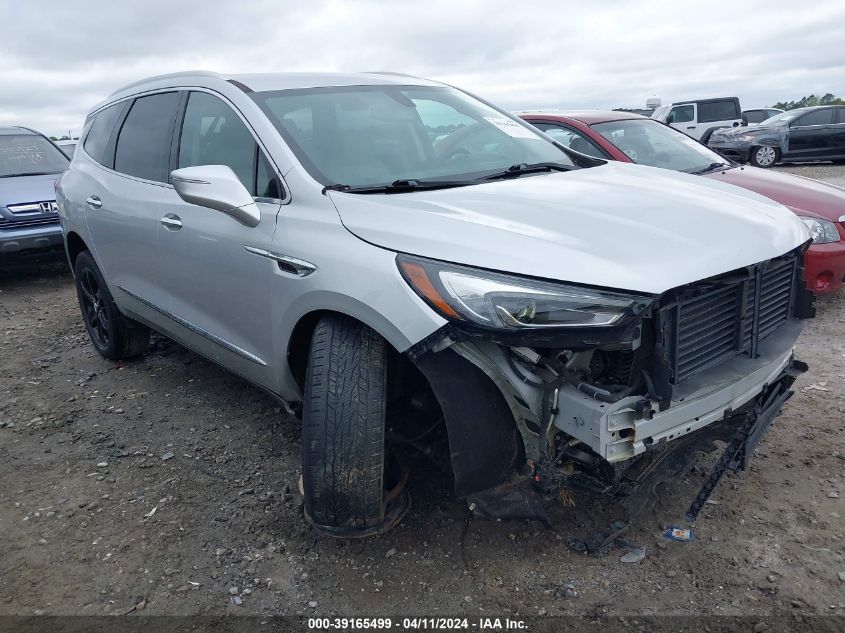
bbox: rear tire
[302,314,409,537]
[74,251,150,360]
[749,145,779,168]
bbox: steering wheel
[442,147,471,162]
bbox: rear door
[79,92,181,325]
[155,90,284,388]
[785,108,836,160]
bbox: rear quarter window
[698,100,740,123]
[743,110,767,124]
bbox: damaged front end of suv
[401,245,814,525]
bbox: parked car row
[707,105,845,168]
[46,71,817,538]
[520,110,845,294]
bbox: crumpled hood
[705,165,845,222]
[0,173,60,208]
[329,162,808,295]
[711,123,787,141]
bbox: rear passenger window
[114,92,180,182]
[178,92,257,192]
[83,103,125,168]
[743,110,766,124]
[698,100,740,123]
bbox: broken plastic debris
[663,526,694,542]
[619,547,646,563]
[143,506,158,518]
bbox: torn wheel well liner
[413,348,524,498]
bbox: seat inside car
[568,135,593,155]
[616,125,655,160]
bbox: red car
[520,110,845,294]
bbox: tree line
[772,93,844,110]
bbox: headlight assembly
[800,216,840,244]
[397,255,651,330]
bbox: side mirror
[170,165,260,228]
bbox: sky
[1,0,844,137]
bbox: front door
[155,90,284,388]
[832,108,845,158]
[785,108,836,160]
[666,104,698,138]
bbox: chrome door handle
[86,195,102,209]
[160,214,183,230]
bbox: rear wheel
[74,251,150,360]
[749,145,779,168]
[302,314,410,537]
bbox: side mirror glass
[170,165,260,228]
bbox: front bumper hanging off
[463,354,807,528]
[684,356,807,520]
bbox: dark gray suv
[0,127,69,262]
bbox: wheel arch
[287,310,524,498]
[65,230,89,271]
[287,307,414,392]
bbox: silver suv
[57,72,812,537]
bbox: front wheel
[749,145,779,168]
[301,314,410,537]
[74,251,150,360]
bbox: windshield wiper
[0,171,60,178]
[479,162,575,181]
[690,162,729,175]
[323,179,475,195]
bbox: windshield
[591,119,728,173]
[759,109,804,126]
[651,105,670,121]
[0,134,69,177]
[251,85,572,188]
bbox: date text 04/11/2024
[307,618,528,630]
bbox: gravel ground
[1,165,844,620]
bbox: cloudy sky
[2,0,844,137]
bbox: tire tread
[302,314,386,529]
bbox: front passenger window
[667,105,694,124]
[792,109,834,127]
[178,92,259,193]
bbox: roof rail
[364,71,423,79]
[109,70,223,96]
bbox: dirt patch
[1,182,844,617]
